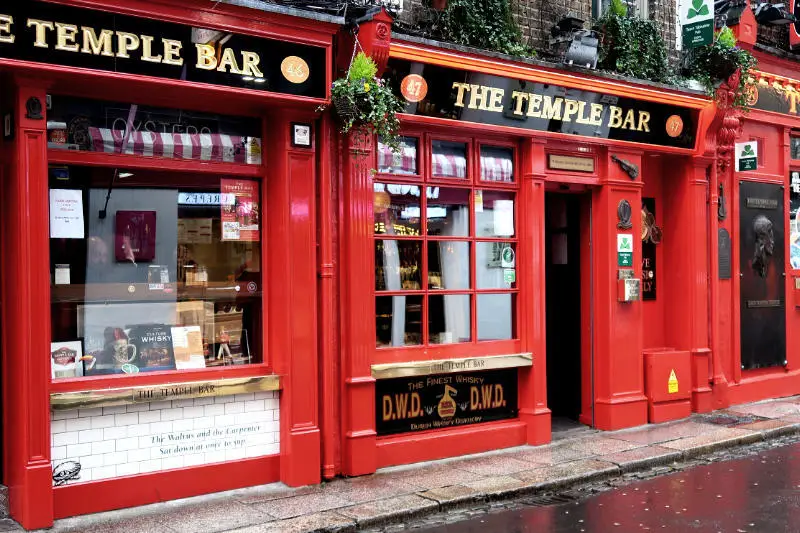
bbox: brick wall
[51,391,280,484]
[396,0,680,63]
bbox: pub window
[49,165,262,378]
[377,136,419,175]
[374,137,518,348]
[791,170,800,269]
[47,95,263,165]
[791,136,800,160]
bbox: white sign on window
[49,189,85,239]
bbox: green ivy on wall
[440,0,533,57]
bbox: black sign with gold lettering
[386,59,699,149]
[0,1,325,98]
[376,368,518,436]
[749,81,800,117]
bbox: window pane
[377,136,418,175]
[476,191,515,237]
[792,137,800,160]
[374,183,421,236]
[476,242,517,289]
[50,166,262,378]
[791,171,800,269]
[375,240,422,291]
[477,294,515,341]
[480,146,514,183]
[428,241,470,290]
[427,187,470,236]
[376,295,423,347]
[47,95,262,165]
[429,295,471,344]
[432,140,467,178]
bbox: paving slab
[338,495,438,527]
[509,442,595,465]
[158,501,273,533]
[512,459,618,488]
[661,427,761,456]
[734,417,800,438]
[250,492,350,520]
[230,511,355,533]
[461,475,527,496]
[452,455,540,476]
[561,436,644,455]
[322,476,419,504]
[34,514,175,533]
[610,420,720,445]
[416,485,481,506]
[727,401,800,419]
[387,464,485,490]
[598,445,682,472]
[233,484,322,505]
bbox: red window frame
[47,93,272,394]
[373,129,521,365]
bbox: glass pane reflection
[378,136,418,175]
[427,187,470,236]
[376,295,423,347]
[375,240,422,291]
[476,242,516,289]
[432,140,467,178]
[480,146,514,182]
[476,190,515,237]
[429,295,471,344]
[374,183,421,236]
[428,241,470,290]
[477,293,515,341]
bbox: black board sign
[0,1,326,98]
[750,81,800,117]
[739,181,785,370]
[642,197,657,300]
[376,368,518,436]
[385,59,699,149]
[718,228,732,280]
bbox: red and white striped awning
[377,142,513,182]
[88,127,261,165]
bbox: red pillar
[3,82,53,529]
[518,139,550,444]
[270,112,321,487]
[339,128,377,476]
[592,150,648,430]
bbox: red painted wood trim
[375,420,526,468]
[53,455,280,519]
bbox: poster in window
[221,179,260,241]
[49,189,85,239]
[115,211,156,262]
[126,324,177,372]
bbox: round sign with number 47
[401,74,428,103]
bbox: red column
[3,83,53,529]
[339,128,377,476]
[664,159,713,412]
[270,113,321,487]
[517,139,550,444]
[592,150,647,430]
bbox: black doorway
[545,193,583,424]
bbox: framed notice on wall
[221,179,260,241]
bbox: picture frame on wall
[115,210,157,262]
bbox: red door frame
[0,0,338,529]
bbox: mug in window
[112,339,137,364]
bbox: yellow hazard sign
[668,369,679,394]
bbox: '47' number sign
[401,74,429,103]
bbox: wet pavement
[410,441,800,533]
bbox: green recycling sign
[680,0,713,49]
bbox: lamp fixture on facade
[753,2,796,25]
[549,16,598,70]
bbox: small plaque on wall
[548,154,595,173]
[291,123,312,148]
[375,368,518,436]
[718,228,731,280]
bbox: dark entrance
[545,192,583,423]
[739,181,786,369]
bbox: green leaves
[440,0,533,57]
[688,0,709,19]
[596,13,673,84]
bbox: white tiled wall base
[51,392,280,484]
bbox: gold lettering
[141,35,162,63]
[162,38,183,66]
[116,31,140,59]
[589,103,604,126]
[609,105,624,128]
[488,88,504,112]
[195,43,217,70]
[575,101,591,125]
[241,51,263,78]
[637,111,651,132]
[541,96,563,120]
[452,82,470,108]
[621,109,636,130]
[81,27,113,56]
[789,92,800,114]
[562,99,580,122]
[467,84,490,110]
[0,15,14,44]
[27,19,54,48]
[527,94,542,117]
[217,47,243,74]
[510,91,528,116]
[382,396,392,421]
[54,23,79,52]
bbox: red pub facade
[0,0,797,530]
